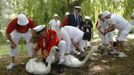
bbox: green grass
[0,44,28,55]
[0,39,134,75]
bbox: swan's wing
[69,56,81,66]
[64,55,71,66]
[32,61,47,74]
[25,58,37,73]
[64,55,81,66]
[46,56,55,63]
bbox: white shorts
[10,30,33,57]
[117,25,131,41]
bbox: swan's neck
[45,48,56,73]
[45,62,52,74]
[80,48,96,66]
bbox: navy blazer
[67,13,83,29]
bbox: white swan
[64,46,98,68]
[25,46,57,75]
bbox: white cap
[53,14,58,17]
[84,16,91,19]
[17,14,29,26]
[131,12,134,17]
[33,25,46,32]
[65,12,70,16]
[102,11,111,18]
[74,6,81,9]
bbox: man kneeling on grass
[32,25,59,62]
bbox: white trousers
[10,30,33,57]
[58,40,66,64]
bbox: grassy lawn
[0,44,28,55]
[0,39,134,75]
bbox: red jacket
[35,30,58,58]
[6,18,35,33]
[61,17,69,27]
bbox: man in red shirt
[6,14,35,69]
[33,25,59,62]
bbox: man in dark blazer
[67,6,83,30]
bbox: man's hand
[101,30,107,35]
[76,47,81,52]
[35,57,43,62]
[11,42,16,49]
[65,53,70,56]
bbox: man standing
[61,12,70,27]
[102,11,131,57]
[6,14,35,69]
[49,14,61,40]
[67,6,83,29]
[83,16,93,41]
[82,16,93,49]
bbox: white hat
[33,25,46,32]
[74,6,81,9]
[131,12,134,17]
[102,11,111,18]
[84,16,91,19]
[53,14,58,17]
[65,12,70,16]
[17,14,29,26]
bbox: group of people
[5,5,133,74]
[96,11,133,57]
[6,6,92,73]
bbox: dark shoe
[58,64,64,73]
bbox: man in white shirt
[49,14,61,40]
[58,26,90,73]
[102,11,131,57]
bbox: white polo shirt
[63,26,84,42]
[49,19,61,31]
[107,14,131,30]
